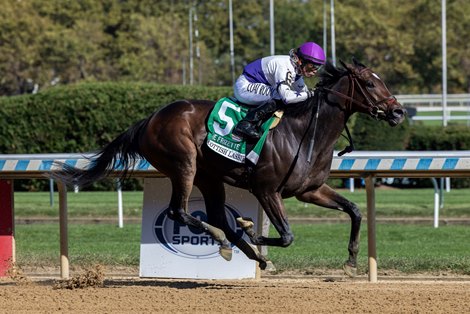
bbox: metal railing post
[57,182,69,279]
[365,175,377,283]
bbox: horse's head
[338,58,406,126]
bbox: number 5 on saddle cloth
[206,97,282,165]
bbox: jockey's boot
[233,100,279,140]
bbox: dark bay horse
[54,59,405,277]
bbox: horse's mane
[283,60,347,117]
[316,60,348,87]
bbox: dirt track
[1,275,469,313]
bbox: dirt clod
[53,265,105,289]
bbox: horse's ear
[352,57,366,69]
[340,59,357,74]
[339,59,350,71]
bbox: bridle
[277,65,397,186]
[319,68,397,120]
[315,66,397,156]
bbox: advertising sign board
[140,178,260,279]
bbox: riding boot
[233,100,279,140]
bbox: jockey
[232,41,326,140]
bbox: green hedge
[6,82,467,155]
[0,82,231,154]
[3,83,470,190]
[407,125,470,150]
[352,114,412,150]
[352,114,470,151]
[408,126,470,188]
[0,82,231,190]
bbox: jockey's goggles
[303,62,322,72]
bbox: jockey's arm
[277,81,313,104]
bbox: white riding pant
[233,75,279,107]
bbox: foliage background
[0,83,230,190]
[1,1,470,190]
[0,0,469,96]
[0,82,230,153]
[1,81,469,191]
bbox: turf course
[13,188,470,218]
[11,189,470,275]
[14,223,470,275]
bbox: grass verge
[14,222,470,275]
[13,188,470,218]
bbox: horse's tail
[52,117,151,188]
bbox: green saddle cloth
[206,97,275,164]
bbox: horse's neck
[269,74,356,174]
[281,98,347,152]
[269,101,345,182]
[315,100,348,152]
[312,76,357,150]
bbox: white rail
[1,151,469,282]
[396,94,470,106]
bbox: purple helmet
[297,42,326,65]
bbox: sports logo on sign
[153,197,244,259]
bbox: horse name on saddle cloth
[207,97,275,164]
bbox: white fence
[396,94,470,106]
[411,106,470,122]
[1,151,470,282]
[396,94,470,123]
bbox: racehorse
[53,58,406,277]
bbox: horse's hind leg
[139,105,231,260]
[296,184,362,278]
[196,177,273,270]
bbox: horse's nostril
[393,108,405,117]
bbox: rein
[306,98,321,162]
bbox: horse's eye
[366,80,375,88]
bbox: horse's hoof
[265,261,276,272]
[236,217,254,229]
[343,263,357,278]
[260,260,276,272]
[219,247,232,261]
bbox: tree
[447,0,470,93]
[275,0,323,55]
[0,0,49,95]
[0,0,469,95]
[197,0,268,85]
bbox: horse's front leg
[296,184,362,278]
[238,192,294,247]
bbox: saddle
[206,97,283,165]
